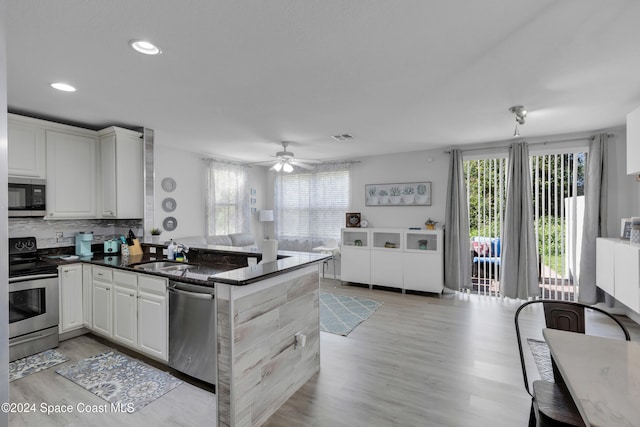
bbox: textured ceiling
[6,0,640,163]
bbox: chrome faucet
[175,242,190,262]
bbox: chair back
[515,299,630,397]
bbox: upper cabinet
[46,129,99,219]
[7,114,145,220]
[8,115,46,178]
[98,127,143,219]
[627,105,640,175]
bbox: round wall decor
[161,177,176,192]
[163,216,178,231]
[162,197,177,212]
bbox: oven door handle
[9,273,59,283]
[9,328,58,346]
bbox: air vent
[332,134,353,142]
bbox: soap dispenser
[167,239,177,260]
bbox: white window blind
[274,164,350,251]
[206,161,249,236]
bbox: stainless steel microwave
[8,177,46,217]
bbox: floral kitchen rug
[9,349,69,382]
[56,351,182,413]
[320,292,382,336]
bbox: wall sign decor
[365,182,431,206]
[621,218,632,240]
[163,216,178,231]
[346,212,361,228]
[162,197,177,212]
[161,177,176,192]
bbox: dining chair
[514,300,631,427]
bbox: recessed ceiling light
[129,39,162,55]
[51,82,76,92]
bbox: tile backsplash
[9,218,143,248]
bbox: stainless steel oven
[9,274,59,361]
[8,237,59,362]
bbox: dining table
[543,328,640,427]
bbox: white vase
[367,196,379,205]
[389,196,402,205]
[402,194,415,204]
[415,195,428,205]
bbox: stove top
[9,237,59,278]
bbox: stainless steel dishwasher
[168,281,217,385]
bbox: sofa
[471,236,501,279]
[174,232,257,248]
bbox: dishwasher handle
[168,284,214,300]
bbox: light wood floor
[9,278,640,426]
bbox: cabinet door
[138,290,168,361]
[403,252,443,293]
[137,274,168,360]
[371,250,403,288]
[82,264,92,328]
[614,244,640,313]
[46,130,98,218]
[8,118,46,178]
[113,285,138,347]
[341,247,371,285]
[100,134,117,217]
[92,280,112,337]
[59,264,84,332]
[596,239,616,296]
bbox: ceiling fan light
[273,162,283,172]
[283,163,294,173]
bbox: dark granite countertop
[41,246,330,287]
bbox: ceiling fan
[269,141,321,172]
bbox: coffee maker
[75,231,94,257]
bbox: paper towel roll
[260,239,278,263]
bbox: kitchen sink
[132,261,198,272]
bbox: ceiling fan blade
[290,160,315,170]
[294,158,322,164]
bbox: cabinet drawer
[92,266,113,282]
[114,270,137,290]
[138,275,167,296]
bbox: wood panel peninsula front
[48,241,329,427]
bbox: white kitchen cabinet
[92,266,113,337]
[82,264,92,328]
[137,275,169,361]
[46,129,98,219]
[59,264,84,333]
[341,229,371,285]
[341,227,444,293]
[403,230,444,293]
[112,270,138,348]
[8,115,46,178]
[596,238,640,313]
[98,127,143,219]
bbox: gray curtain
[578,134,609,304]
[444,149,470,291]
[500,142,539,299]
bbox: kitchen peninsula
[50,241,328,427]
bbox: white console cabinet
[341,228,444,293]
[596,238,640,313]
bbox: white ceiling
[6,1,640,164]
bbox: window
[274,164,350,251]
[206,161,248,236]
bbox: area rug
[9,349,69,382]
[56,351,183,412]
[527,338,554,382]
[320,292,382,336]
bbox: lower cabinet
[92,266,113,337]
[596,238,640,313]
[82,264,92,328]
[90,265,168,361]
[137,275,169,361]
[59,264,84,333]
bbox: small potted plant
[416,183,428,204]
[378,189,389,205]
[402,186,415,204]
[389,186,402,204]
[367,186,378,205]
[150,227,162,242]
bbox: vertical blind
[274,163,350,251]
[206,160,249,236]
